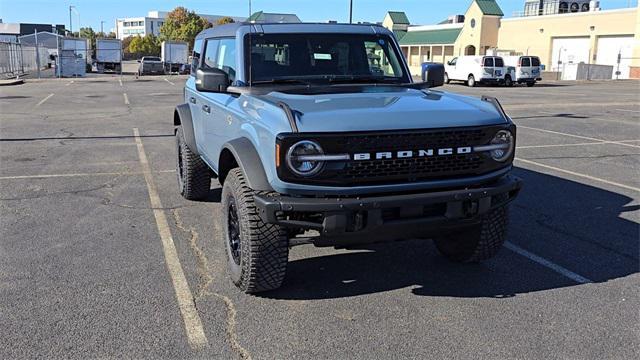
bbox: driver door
[200,38,238,170]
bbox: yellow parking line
[133,128,208,349]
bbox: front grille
[277,125,513,187]
[344,154,484,182]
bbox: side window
[217,39,237,81]
[483,57,494,67]
[521,57,531,67]
[202,39,220,70]
[449,57,457,66]
[191,39,203,76]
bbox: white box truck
[161,41,189,73]
[96,39,122,73]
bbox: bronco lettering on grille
[353,147,473,161]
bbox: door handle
[202,105,211,114]
[189,97,196,104]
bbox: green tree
[159,7,212,49]
[128,34,160,58]
[216,16,235,25]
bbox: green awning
[398,28,462,45]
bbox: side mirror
[422,63,445,88]
[196,68,229,93]
[137,60,141,63]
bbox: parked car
[503,55,542,87]
[138,56,164,76]
[174,23,522,293]
[444,55,506,87]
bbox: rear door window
[531,57,541,66]
[483,57,494,67]
[521,57,531,67]
[494,57,504,67]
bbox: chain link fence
[0,41,50,78]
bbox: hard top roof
[195,22,392,40]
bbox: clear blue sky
[0,0,637,32]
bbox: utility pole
[101,21,104,35]
[69,6,73,34]
[350,0,354,23]
[34,30,41,79]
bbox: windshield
[245,33,409,84]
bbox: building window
[470,19,476,28]
[124,22,130,27]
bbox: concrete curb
[0,79,25,86]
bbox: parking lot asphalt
[1,75,638,359]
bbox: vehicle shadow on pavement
[263,168,639,300]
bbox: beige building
[385,0,640,79]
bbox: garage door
[596,35,634,79]
[551,37,590,72]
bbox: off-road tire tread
[225,168,289,293]
[435,207,508,263]
[177,127,211,200]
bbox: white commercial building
[115,11,245,39]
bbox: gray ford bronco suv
[174,23,522,293]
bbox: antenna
[248,0,253,87]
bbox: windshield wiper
[251,79,311,86]
[328,76,402,85]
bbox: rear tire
[505,75,514,87]
[222,168,289,293]
[176,127,211,200]
[434,206,509,263]
[444,72,450,84]
[467,75,476,87]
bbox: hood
[257,87,506,133]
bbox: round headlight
[286,140,325,177]
[490,130,514,162]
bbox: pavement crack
[172,208,252,360]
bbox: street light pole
[69,6,73,34]
[101,21,104,35]
[349,0,353,24]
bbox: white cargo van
[504,55,542,87]
[444,56,505,87]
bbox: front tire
[176,127,211,200]
[467,75,476,87]
[444,72,450,84]
[222,168,289,293]
[434,206,509,263]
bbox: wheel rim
[227,199,242,265]
[176,139,185,191]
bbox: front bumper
[254,175,522,246]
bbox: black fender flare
[174,104,199,156]
[220,138,272,191]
